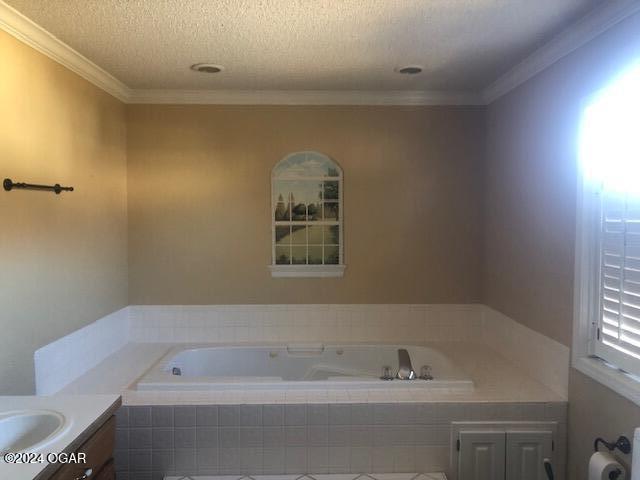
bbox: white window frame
[573,92,640,407]
[269,151,345,278]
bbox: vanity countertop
[0,394,121,480]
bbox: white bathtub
[136,344,473,391]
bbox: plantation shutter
[595,190,640,376]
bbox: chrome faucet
[396,348,416,380]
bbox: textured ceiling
[7,0,602,91]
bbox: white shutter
[594,190,640,376]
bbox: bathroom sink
[0,410,65,454]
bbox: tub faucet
[396,349,416,380]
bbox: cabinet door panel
[49,416,116,480]
[458,430,506,480]
[506,430,553,480]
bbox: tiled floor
[164,474,447,480]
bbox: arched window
[270,151,344,277]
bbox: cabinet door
[49,416,116,480]
[458,430,506,480]
[506,430,553,480]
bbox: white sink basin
[0,410,65,454]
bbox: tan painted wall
[483,12,640,480]
[127,105,484,305]
[0,31,128,394]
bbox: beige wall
[0,31,128,394]
[569,370,640,478]
[127,105,484,305]
[483,12,640,480]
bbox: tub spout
[396,348,416,380]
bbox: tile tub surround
[113,402,567,480]
[46,308,570,479]
[60,341,564,405]
[34,307,130,395]
[37,304,569,400]
[37,304,483,395]
[127,305,484,344]
[481,306,570,399]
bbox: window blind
[595,190,640,377]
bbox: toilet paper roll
[589,451,626,480]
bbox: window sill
[269,265,345,278]
[573,355,640,407]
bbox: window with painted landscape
[270,151,344,277]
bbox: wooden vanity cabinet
[92,461,115,480]
[48,416,116,480]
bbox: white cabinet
[458,430,506,480]
[506,431,553,480]
[454,424,555,480]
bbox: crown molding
[482,0,640,104]
[0,0,482,107]
[0,0,131,102]
[0,0,481,108]
[127,89,484,106]
[4,0,637,107]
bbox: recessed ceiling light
[191,63,224,73]
[395,65,423,75]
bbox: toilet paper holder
[594,435,632,454]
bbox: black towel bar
[3,178,74,194]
